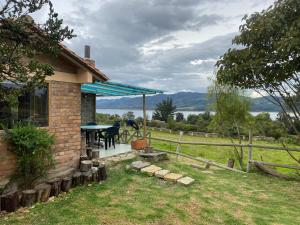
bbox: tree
[122,111,135,120]
[187,114,198,124]
[152,98,176,122]
[0,0,74,101]
[216,0,300,135]
[175,112,184,122]
[208,82,251,169]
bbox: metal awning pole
[143,94,146,139]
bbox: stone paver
[177,177,195,186]
[141,165,162,176]
[154,169,170,178]
[131,161,151,170]
[164,173,183,182]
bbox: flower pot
[131,139,148,150]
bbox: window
[0,83,48,128]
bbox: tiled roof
[59,43,109,81]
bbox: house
[0,45,108,183]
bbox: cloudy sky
[48,0,274,93]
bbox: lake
[96,109,280,120]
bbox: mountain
[96,92,280,112]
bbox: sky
[44,0,274,93]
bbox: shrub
[3,123,55,188]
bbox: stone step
[141,165,162,176]
[154,169,170,178]
[163,173,183,182]
[177,177,195,186]
[131,161,151,170]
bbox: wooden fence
[120,129,300,173]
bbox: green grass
[1,158,300,225]
[150,131,300,174]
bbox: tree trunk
[80,160,92,172]
[92,159,100,167]
[34,183,51,202]
[0,191,19,212]
[91,167,98,182]
[92,150,100,159]
[72,172,82,187]
[80,155,89,162]
[47,178,62,197]
[21,189,37,207]
[97,164,107,182]
[81,172,92,185]
[86,147,93,159]
[61,177,72,192]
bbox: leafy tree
[167,115,176,130]
[187,114,198,124]
[175,112,184,122]
[0,0,74,101]
[208,82,250,169]
[122,111,135,120]
[216,0,300,134]
[152,98,176,122]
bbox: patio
[99,143,132,158]
[80,81,163,159]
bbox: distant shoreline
[96,107,280,113]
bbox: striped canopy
[81,81,163,96]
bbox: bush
[3,123,55,188]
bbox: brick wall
[0,80,82,183]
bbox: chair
[100,126,120,150]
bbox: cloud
[48,0,274,93]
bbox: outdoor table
[81,125,113,147]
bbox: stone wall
[0,80,82,183]
[81,93,96,125]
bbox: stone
[131,161,151,170]
[177,177,195,186]
[154,169,170,178]
[141,165,162,176]
[138,152,168,162]
[164,173,183,182]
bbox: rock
[164,173,183,182]
[138,152,168,162]
[177,177,195,186]
[141,165,162,176]
[154,169,170,178]
[131,161,151,170]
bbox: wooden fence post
[176,131,183,160]
[247,129,253,173]
[148,132,152,147]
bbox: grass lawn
[1,158,300,225]
[150,131,300,174]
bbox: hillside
[96,92,280,112]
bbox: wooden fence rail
[120,128,300,173]
[149,137,300,152]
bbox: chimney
[84,45,90,58]
[84,45,95,67]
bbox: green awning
[81,81,163,96]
